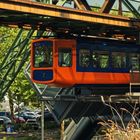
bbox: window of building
[112,52,126,68]
[79,49,90,67]
[130,53,140,71]
[58,48,72,67]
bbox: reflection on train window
[92,51,109,68]
[79,49,90,67]
[130,54,140,71]
[58,48,72,67]
[112,52,126,68]
[33,41,53,68]
[99,51,109,68]
[92,52,98,68]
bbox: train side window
[33,41,53,68]
[92,52,98,68]
[58,48,72,67]
[112,52,126,68]
[130,54,140,71]
[79,49,90,67]
[92,51,109,68]
[99,51,109,68]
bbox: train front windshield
[33,41,53,68]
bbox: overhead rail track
[0,0,140,39]
[0,0,139,28]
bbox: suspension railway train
[31,37,140,94]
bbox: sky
[65,0,140,12]
[87,0,140,11]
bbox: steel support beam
[100,0,116,13]
[73,0,91,10]
[118,0,122,16]
[122,0,140,18]
[0,0,139,28]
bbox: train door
[54,39,76,87]
[130,53,140,83]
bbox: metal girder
[0,30,34,100]
[0,0,140,41]
[122,0,140,18]
[73,0,91,10]
[0,0,139,29]
[118,0,122,16]
[100,0,116,13]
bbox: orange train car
[31,37,140,94]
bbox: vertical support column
[118,0,122,16]
[61,120,65,140]
[73,0,91,10]
[100,0,116,13]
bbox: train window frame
[33,41,53,68]
[92,51,109,69]
[79,49,91,68]
[111,52,127,69]
[129,53,140,71]
[58,48,72,67]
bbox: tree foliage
[0,27,19,63]
[0,26,39,112]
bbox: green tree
[0,27,19,63]
[0,26,39,115]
